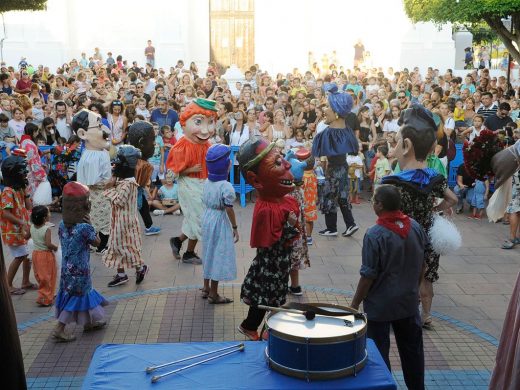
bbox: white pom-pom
[429,214,462,256]
[33,180,53,206]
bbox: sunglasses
[398,96,406,99]
[22,73,28,76]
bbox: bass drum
[265,303,367,380]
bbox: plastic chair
[229,146,254,207]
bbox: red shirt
[16,79,32,93]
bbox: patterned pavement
[7,200,518,389]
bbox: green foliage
[0,0,47,13]
[404,0,520,24]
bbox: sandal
[83,321,107,332]
[502,240,517,250]
[237,325,259,341]
[199,288,209,299]
[52,330,76,342]
[422,315,433,330]
[207,295,233,304]
[22,283,38,290]
[10,288,26,295]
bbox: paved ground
[8,197,519,389]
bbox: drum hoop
[268,326,367,344]
[266,302,367,344]
[265,347,368,380]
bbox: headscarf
[324,83,353,118]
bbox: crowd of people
[1,47,520,389]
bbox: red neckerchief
[250,195,300,248]
[376,210,411,239]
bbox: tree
[403,0,520,64]
[0,0,47,13]
[1,1,47,62]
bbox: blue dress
[55,222,108,325]
[201,180,237,281]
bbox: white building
[1,0,457,74]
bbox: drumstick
[146,343,244,373]
[151,344,245,383]
[258,305,316,320]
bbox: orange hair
[179,102,218,127]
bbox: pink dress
[489,271,520,390]
[20,138,47,196]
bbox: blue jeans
[453,185,473,210]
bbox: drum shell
[265,303,367,380]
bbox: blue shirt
[360,219,427,322]
[150,109,179,129]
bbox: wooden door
[210,0,255,72]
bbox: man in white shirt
[54,101,72,140]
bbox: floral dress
[506,172,520,214]
[55,222,108,325]
[289,186,310,270]
[241,224,298,307]
[383,173,447,283]
[20,138,47,196]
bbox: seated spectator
[454,164,476,214]
[484,102,512,132]
[150,170,181,216]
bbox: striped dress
[102,178,143,269]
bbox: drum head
[266,306,365,340]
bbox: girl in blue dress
[53,182,108,342]
[201,144,238,304]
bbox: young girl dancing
[29,206,58,306]
[54,182,108,342]
[201,144,239,304]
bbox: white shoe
[153,209,165,216]
[174,210,181,215]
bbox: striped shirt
[476,103,498,119]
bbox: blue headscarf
[324,83,353,118]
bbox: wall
[1,0,210,71]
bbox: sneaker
[306,237,313,246]
[289,286,303,296]
[108,274,129,287]
[83,321,107,332]
[237,325,259,341]
[153,209,165,216]
[318,229,338,236]
[342,225,359,237]
[182,251,202,265]
[96,247,108,256]
[145,226,161,236]
[174,210,181,216]
[170,237,182,259]
[136,264,148,284]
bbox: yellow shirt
[454,107,465,122]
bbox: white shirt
[8,119,26,141]
[316,121,328,134]
[55,117,72,141]
[347,155,364,178]
[383,118,399,132]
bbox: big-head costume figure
[381,105,456,328]
[236,136,300,341]
[73,109,112,252]
[168,98,218,264]
[311,83,359,237]
[127,121,160,236]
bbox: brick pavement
[7,199,519,389]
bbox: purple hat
[206,144,231,182]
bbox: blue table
[82,339,396,389]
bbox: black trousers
[368,314,425,390]
[324,203,355,232]
[139,193,153,229]
[240,306,267,332]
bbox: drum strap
[283,302,365,320]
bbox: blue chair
[229,146,254,207]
